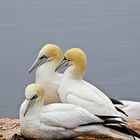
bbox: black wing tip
[96,115,121,120]
[110,98,124,105]
[80,118,140,140]
[80,119,124,127]
[115,106,128,116]
[104,124,140,140]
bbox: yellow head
[25,83,45,100]
[24,83,45,116]
[29,44,63,73]
[56,48,87,78]
[39,44,63,62]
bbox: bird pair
[17,44,140,140]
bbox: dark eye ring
[40,55,47,59]
[32,94,38,100]
[64,57,70,61]
[26,94,38,100]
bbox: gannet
[55,48,125,117]
[19,83,140,140]
[28,44,63,103]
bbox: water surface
[0,0,140,117]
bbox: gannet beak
[55,57,70,72]
[24,95,38,117]
[28,56,48,73]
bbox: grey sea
[0,0,140,117]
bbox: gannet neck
[37,95,45,107]
[64,48,87,79]
[73,58,87,78]
[64,65,86,79]
[36,60,59,80]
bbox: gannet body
[20,84,140,140]
[29,44,63,103]
[58,77,118,116]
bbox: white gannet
[55,48,123,116]
[116,100,140,120]
[19,83,140,140]
[28,44,63,103]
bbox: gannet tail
[104,124,140,140]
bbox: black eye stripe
[26,94,38,100]
[40,55,47,59]
[63,57,67,60]
[63,57,70,61]
[32,94,38,100]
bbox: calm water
[0,0,140,117]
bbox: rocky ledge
[0,118,140,140]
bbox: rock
[0,118,140,140]
[0,118,20,140]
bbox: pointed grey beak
[24,95,38,117]
[55,57,70,72]
[28,56,48,73]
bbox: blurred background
[0,0,140,118]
